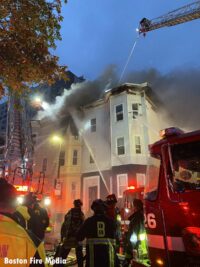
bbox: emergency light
[44,197,51,206]
[17,196,24,204]
[14,185,28,192]
[127,186,135,190]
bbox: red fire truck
[131,127,200,267]
[122,186,144,220]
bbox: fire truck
[130,127,200,267]
[122,186,144,221]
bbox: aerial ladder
[3,94,34,189]
[139,0,200,34]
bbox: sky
[56,0,200,80]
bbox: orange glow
[14,185,28,192]
[127,186,135,190]
[179,202,189,211]
[156,258,164,265]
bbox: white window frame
[90,118,96,132]
[117,173,128,198]
[135,136,142,154]
[116,137,125,155]
[132,103,139,118]
[72,149,78,165]
[136,173,146,188]
[115,104,124,122]
[83,176,100,214]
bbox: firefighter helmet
[106,194,117,204]
[73,199,83,208]
[0,178,17,206]
[24,192,37,206]
[91,199,107,213]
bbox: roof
[83,82,162,109]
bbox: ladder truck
[4,94,34,189]
[1,94,50,207]
[139,0,200,35]
[125,3,200,267]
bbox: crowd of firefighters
[0,178,145,267]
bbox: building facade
[81,83,167,214]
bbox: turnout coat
[77,213,117,267]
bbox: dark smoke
[58,65,118,131]
[125,68,200,131]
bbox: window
[135,136,141,154]
[132,103,140,118]
[117,174,128,198]
[115,104,123,121]
[91,118,96,132]
[145,157,160,200]
[170,141,200,192]
[90,154,94,164]
[59,151,65,166]
[137,173,146,188]
[71,182,77,200]
[72,150,78,165]
[117,137,125,155]
[74,135,79,140]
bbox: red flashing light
[127,186,135,190]
[160,127,184,139]
[14,185,28,192]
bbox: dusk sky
[56,0,200,81]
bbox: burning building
[80,82,168,214]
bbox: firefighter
[77,199,119,267]
[105,194,121,252]
[13,204,31,229]
[123,198,145,267]
[54,199,84,267]
[24,193,49,241]
[0,178,47,266]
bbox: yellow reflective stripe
[87,238,115,267]
[109,242,115,267]
[89,243,94,267]
[87,238,116,245]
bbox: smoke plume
[125,68,200,131]
[37,65,200,132]
[37,65,118,122]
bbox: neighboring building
[32,117,82,238]
[31,70,84,237]
[81,83,167,214]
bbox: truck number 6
[144,213,157,229]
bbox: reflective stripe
[167,236,185,252]
[89,242,94,267]
[87,238,116,246]
[87,238,115,267]
[147,234,185,252]
[109,242,115,267]
[147,234,165,249]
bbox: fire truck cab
[131,127,200,267]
